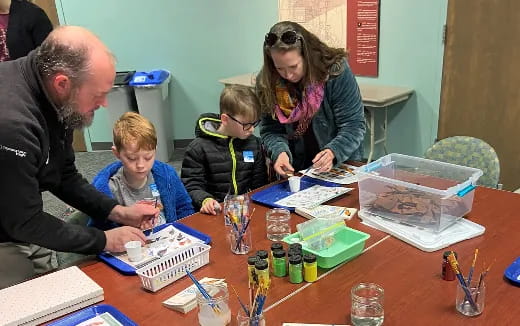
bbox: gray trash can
[106,71,137,130]
[130,70,173,162]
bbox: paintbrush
[467,248,479,283]
[475,260,494,303]
[230,284,250,315]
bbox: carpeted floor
[42,148,185,219]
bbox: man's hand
[104,226,147,252]
[312,149,335,172]
[200,198,221,215]
[108,204,159,228]
[274,152,294,177]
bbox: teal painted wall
[60,0,447,159]
[59,0,277,147]
[357,0,448,158]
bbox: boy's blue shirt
[88,160,195,230]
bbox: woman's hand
[274,152,294,177]
[312,149,335,172]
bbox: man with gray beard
[0,26,158,288]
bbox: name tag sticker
[243,151,254,163]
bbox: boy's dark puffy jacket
[181,113,267,209]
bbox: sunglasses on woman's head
[264,30,301,47]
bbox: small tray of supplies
[47,304,137,326]
[136,242,211,292]
[251,176,349,211]
[504,256,520,286]
[99,222,211,275]
[283,225,370,268]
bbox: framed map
[279,0,380,77]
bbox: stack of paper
[295,205,357,220]
[275,185,353,208]
[162,278,226,313]
[0,266,104,326]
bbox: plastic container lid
[254,260,268,270]
[247,256,258,265]
[129,69,170,86]
[273,249,286,258]
[271,242,283,251]
[289,243,302,251]
[303,254,317,263]
[256,250,268,260]
[289,255,302,264]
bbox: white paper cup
[124,240,143,262]
[288,176,301,192]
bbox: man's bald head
[36,26,114,85]
[35,26,116,129]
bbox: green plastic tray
[283,226,370,268]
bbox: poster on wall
[346,0,380,76]
[278,0,380,77]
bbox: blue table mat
[47,304,137,326]
[504,256,520,286]
[98,222,210,275]
[251,176,341,211]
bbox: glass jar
[196,284,231,326]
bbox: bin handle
[457,184,476,197]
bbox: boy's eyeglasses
[264,31,301,47]
[226,114,260,130]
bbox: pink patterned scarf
[274,79,324,137]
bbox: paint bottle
[442,251,457,281]
[255,259,270,286]
[303,254,317,283]
[289,255,303,284]
[248,255,258,284]
[272,249,287,277]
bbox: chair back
[424,136,500,188]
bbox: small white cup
[288,176,301,192]
[124,241,143,262]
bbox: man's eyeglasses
[264,31,301,47]
[226,114,260,130]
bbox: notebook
[0,266,104,326]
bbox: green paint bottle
[272,249,287,277]
[289,254,303,284]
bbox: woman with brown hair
[257,21,366,177]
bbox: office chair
[424,136,500,188]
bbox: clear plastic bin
[296,216,345,251]
[356,153,483,233]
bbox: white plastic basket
[136,243,211,292]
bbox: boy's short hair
[219,85,260,121]
[113,112,157,151]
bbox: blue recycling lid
[129,69,170,86]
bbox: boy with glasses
[181,85,267,215]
